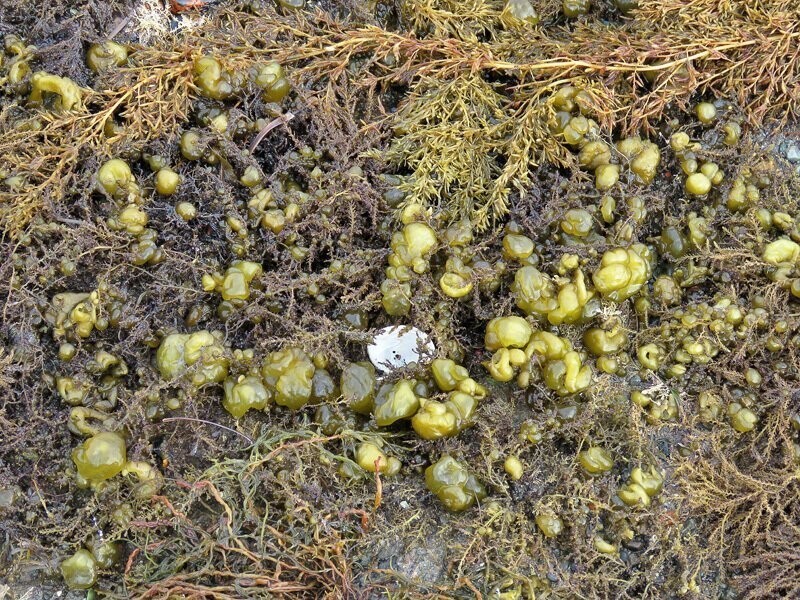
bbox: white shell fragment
[367,326,435,373]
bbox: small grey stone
[786,142,800,163]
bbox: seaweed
[1,0,800,598]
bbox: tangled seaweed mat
[1,0,800,598]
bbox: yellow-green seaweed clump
[60,548,97,590]
[616,136,661,185]
[578,446,613,475]
[430,358,486,397]
[261,347,315,410]
[592,245,651,302]
[176,201,197,221]
[28,71,82,111]
[504,455,524,480]
[513,266,557,317]
[341,361,377,414]
[484,346,528,383]
[617,466,664,507]
[563,0,590,18]
[115,203,148,234]
[251,61,291,103]
[501,0,539,26]
[380,277,412,316]
[425,455,487,512]
[728,402,758,433]
[583,325,628,356]
[439,256,474,298]
[484,315,532,351]
[203,260,263,301]
[584,323,629,374]
[86,41,128,73]
[57,376,90,406]
[379,212,439,315]
[502,232,535,262]
[193,55,240,100]
[356,441,402,475]
[511,264,594,325]
[121,460,164,498]
[412,392,478,439]
[545,268,593,325]
[763,238,800,266]
[637,343,665,371]
[223,375,271,418]
[155,168,181,196]
[388,221,438,274]
[49,292,100,339]
[71,431,127,484]
[536,510,564,537]
[97,158,138,200]
[156,330,229,387]
[430,358,470,391]
[523,330,592,395]
[373,379,420,427]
